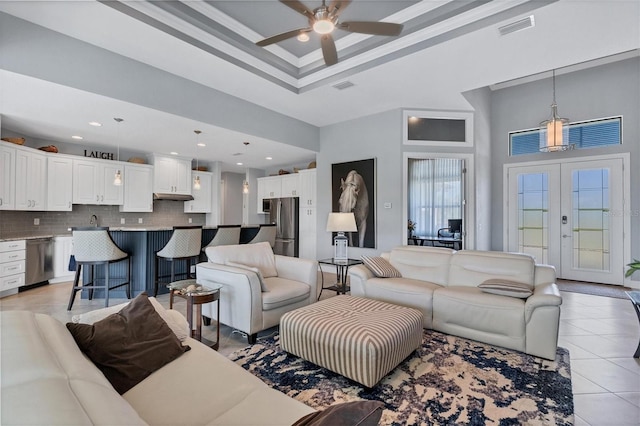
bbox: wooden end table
[168,279,222,350]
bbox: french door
[506,158,625,284]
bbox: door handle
[562,234,571,238]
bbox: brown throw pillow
[66,292,190,395]
[292,400,385,426]
[361,256,402,278]
[478,279,533,298]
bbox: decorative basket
[128,157,147,164]
[1,137,25,145]
[307,161,316,169]
[38,145,58,153]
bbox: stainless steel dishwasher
[25,237,54,287]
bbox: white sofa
[349,246,562,360]
[197,242,318,343]
[1,308,315,425]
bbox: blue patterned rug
[229,330,573,425]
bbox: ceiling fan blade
[279,0,314,18]
[328,0,352,17]
[339,21,403,36]
[256,28,311,47]
[320,34,338,66]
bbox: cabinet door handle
[101,195,104,202]
[96,195,100,202]
[7,266,19,272]
[0,198,3,206]
[68,201,71,208]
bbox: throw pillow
[361,256,402,278]
[66,292,190,395]
[478,279,533,298]
[226,260,269,292]
[292,400,385,426]
[71,296,190,342]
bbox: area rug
[557,279,631,299]
[229,330,573,426]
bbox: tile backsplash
[0,201,206,239]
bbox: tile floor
[1,281,639,425]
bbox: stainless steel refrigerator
[267,197,299,257]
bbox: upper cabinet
[281,174,299,197]
[47,155,73,211]
[150,154,191,195]
[72,158,124,205]
[184,171,212,213]
[120,163,153,212]
[298,169,316,207]
[15,148,47,210]
[0,144,16,210]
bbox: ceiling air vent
[498,15,535,36]
[332,80,355,90]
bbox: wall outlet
[138,218,143,224]
[120,218,125,225]
[188,217,192,224]
[33,218,40,225]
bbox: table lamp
[326,212,357,261]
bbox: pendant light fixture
[113,117,123,186]
[539,70,570,152]
[242,180,249,194]
[193,130,202,190]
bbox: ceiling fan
[256,0,404,66]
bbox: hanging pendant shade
[539,70,570,152]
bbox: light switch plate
[33,218,40,225]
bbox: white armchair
[196,242,318,343]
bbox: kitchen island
[81,225,261,298]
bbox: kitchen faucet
[90,215,98,226]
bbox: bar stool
[154,226,202,296]
[202,225,241,251]
[247,223,276,247]
[67,227,131,310]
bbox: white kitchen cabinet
[51,236,74,283]
[46,155,73,211]
[15,148,47,210]
[299,207,317,260]
[262,176,282,199]
[185,171,212,213]
[150,154,192,195]
[281,174,300,197]
[298,169,316,208]
[120,163,153,212]
[72,158,124,205]
[0,240,25,294]
[0,143,15,210]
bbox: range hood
[153,193,194,201]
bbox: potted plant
[626,259,640,278]
[407,220,416,238]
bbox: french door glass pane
[572,168,610,271]
[517,172,548,263]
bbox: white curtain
[408,158,463,237]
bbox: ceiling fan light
[297,32,310,42]
[313,19,334,34]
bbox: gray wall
[490,57,640,271]
[221,172,244,225]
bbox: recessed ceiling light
[236,162,243,166]
[297,33,309,42]
[170,151,179,155]
[88,121,102,127]
[197,143,206,147]
[71,135,83,140]
[266,157,273,160]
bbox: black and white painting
[331,158,376,249]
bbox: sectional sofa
[1,302,315,425]
[349,246,562,360]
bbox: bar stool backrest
[158,226,202,258]
[248,224,276,247]
[72,227,127,262]
[205,225,241,248]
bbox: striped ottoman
[279,295,423,387]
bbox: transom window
[509,116,622,156]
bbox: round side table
[168,279,221,350]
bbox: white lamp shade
[326,212,357,232]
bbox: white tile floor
[1,282,639,425]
